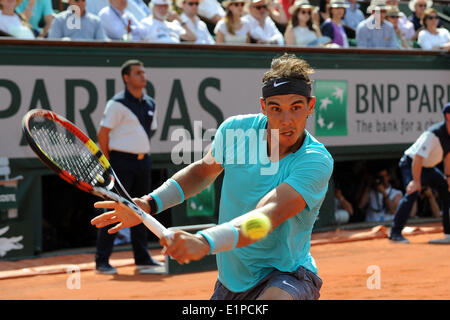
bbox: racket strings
[29,117,106,186]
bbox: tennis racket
[22,109,173,241]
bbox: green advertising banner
[314,80,348,137]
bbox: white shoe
[136,261,165,274]
[429,235,450,244]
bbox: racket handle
[141,213,174,243]
[163,229,174,246]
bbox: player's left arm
[161,183,307,264]
[231,182,307,248]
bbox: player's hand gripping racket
[22,109,173,242]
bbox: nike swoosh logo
[274,81,289,87]
[282,280,297,290]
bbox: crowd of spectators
[332,159,443,226]
[0,0,449,50]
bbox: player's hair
[121,59,144,84]
[262,53,314,85]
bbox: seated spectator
[198,0,225,25]
[334,187,354,225]
[343,0,364,31]
[408,0,442,38]
[385,5,410,49]
[175,0,215,44]
[99,0,147,40]
[214,0,251,44]
[243,0,284,45]
[48,0,107,40]
[320,0,349,48]
[141,0,197,43]
[0,0,35,38]
[86,0,150,21]
[15,0,54,38]
[386,0,414,40]
[358,168,403,222]
[410,186,441,219]
[284,0,322,46]
[417,8,449,50]
[356,0,398,48]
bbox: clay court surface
[0,223,449,300]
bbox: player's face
[124,65,147,89]
[261,94,315,153]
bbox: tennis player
[92,53,334,300]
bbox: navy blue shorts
[210,266,322,300]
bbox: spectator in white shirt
[98,0,147,40]
[141,0,196,43]
[175,0,215,44]
[214,0,251,44]
[285,0,322,46]
[417,8,450,51]
[87,0,150,20]
[243,0,284,45]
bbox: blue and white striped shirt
[356,15,399,48]
[48,10,107,40]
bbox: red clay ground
[0,224,449,300]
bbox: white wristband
[148,179,185,214]
[197,223,239,254]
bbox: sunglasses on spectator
[231,2,245,7]
[253,5,267,10]
[186,1,199,6]
[300,10,311,15]
[416,4,427,8]
[426,15,439,20]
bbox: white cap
[152,0,171,5]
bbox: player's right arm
[92,149,223,231]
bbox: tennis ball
[241,213,271,240]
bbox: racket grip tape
[141,213,173,242]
